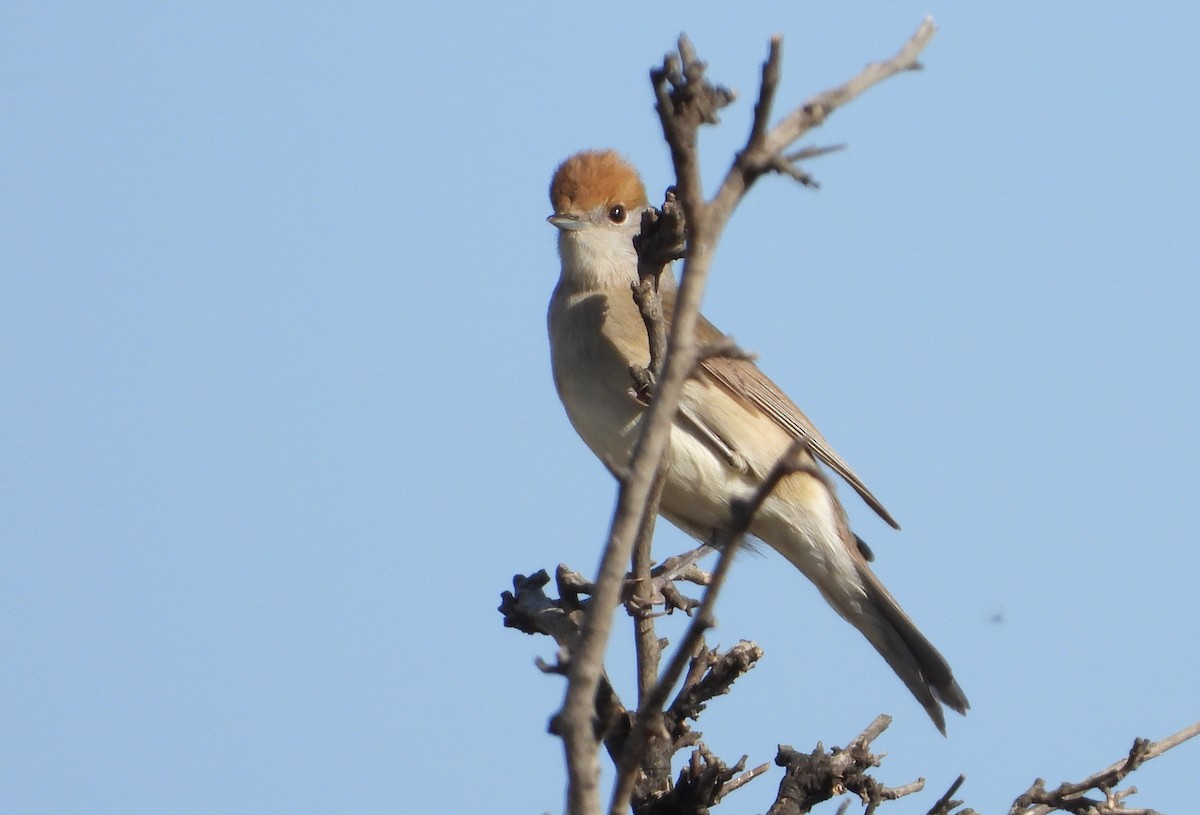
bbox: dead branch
[669,640,764,723]
[767,716,924,815]
[499,571,633,763]
[925,775,967,815]
[1010,719,1200,815]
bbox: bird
[545,148,968,732]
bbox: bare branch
[628,467,671,795]
[630,187,686,401]
[747,36,783,151]
[719,760,774,800]
[651,746,751,814]
[761,18,937,157]
[659,582,701,616]
[499,570,582,647]
[767,716,925,815]
[650,34,734,218]
[498,572,633,764]
[625,400,672,707]
[712,18,938,229]
[925,774,967,815]
[1011,720,1200,815]
[651,545,713,586]
[669,640,764,723]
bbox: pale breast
[547,287,650,468]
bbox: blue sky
[4,3,1198,813]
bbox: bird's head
[548,149,649,290]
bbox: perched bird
[546,149,969,732]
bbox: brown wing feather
[662,288,900,529]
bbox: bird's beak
[547,213,585,232]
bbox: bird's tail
[743,473,968,732]
[852,565,969,734]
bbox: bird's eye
[607,204,626,224]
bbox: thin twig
[712,18,938,229]
[762,18,936,157]
[926,774,966,815]
[719,761,774,800]
[746,36,783,151]
[630,469,666,704]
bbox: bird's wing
[661,289,900,529]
